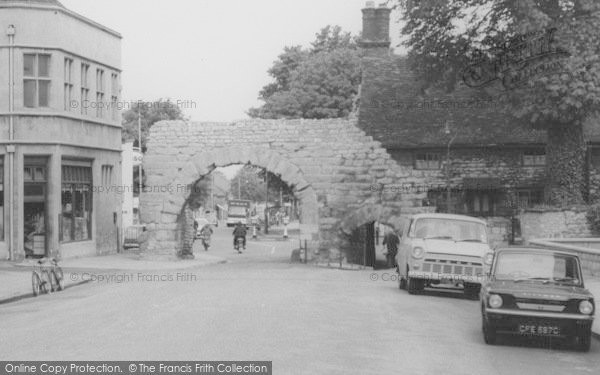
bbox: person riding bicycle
[199,223,213,239]
[233,221,247,249]
[199,224,213,248]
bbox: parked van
[395,213,494,297]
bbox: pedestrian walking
[382,229,399,268]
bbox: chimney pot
[360,5,391,53]
[365,1,375,8]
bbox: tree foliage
[397,0,600,204]
[122,98,187,195]
[122,98,187,151]
[231,165,294,204]
[248,25,362,119]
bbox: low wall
[520,207,592,240]
[486,217,511,248]
[528,238,600,277]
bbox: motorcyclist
[233,221,247,250]
[199,224,213,250]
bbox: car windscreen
[412,218,487,243]
[494,252,581,285]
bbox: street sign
[132,150,143,166]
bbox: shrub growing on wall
[586,204,600,235]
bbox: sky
[60,0,404,123]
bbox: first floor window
[23,53,51,108]
[523,150,546,166]
[60,164,92,242]
[415,152,441,169]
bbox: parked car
[194,218,211,239]
[395,213,494,297]
[481,247,595,351]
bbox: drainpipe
[6,25,15,260]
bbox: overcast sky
[60,0,404,123]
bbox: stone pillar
[179,203,195,259]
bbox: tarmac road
[0,226,598,374]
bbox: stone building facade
[357,3,600,243]
[140,119,433,258]
[0,0,122,259]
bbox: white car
[395,213,494,297]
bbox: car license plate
[518,324,560,336]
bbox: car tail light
[489,294,503,308]
[411,247,424,259]
[579,300,594,315]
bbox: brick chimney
[360,2,391,55]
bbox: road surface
[0,226,598,374]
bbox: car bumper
[485,308,593,337]
[408,271,486,284]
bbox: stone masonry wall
[389,147,546,193]
[520,207,593,240]
[140,119,430,257]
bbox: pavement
[0,251,226,305]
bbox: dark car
[481,247,595,351]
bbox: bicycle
[31,257,64,296]
[48,258,64,292]
[31,259,52,296]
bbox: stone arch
[140,119,432,259]
[142,146,319,256]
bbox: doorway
[23,157,48,258]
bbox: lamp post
[444,121,457,213]
[7,25,15,260]
[138,110,142,201]
[264,169,269,234]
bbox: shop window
[23,161,47,257]
[523,150,546,166]
[0,158,3,241]
[415,152,441,170]
[60,164,92,242]
[23,53,51,108]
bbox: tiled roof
[358,54,600,148]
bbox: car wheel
[575,330,592,352]
[482,314,497,345]
[407,275,424,295]
[397,266,407,290]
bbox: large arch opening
[141,147,319,258]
